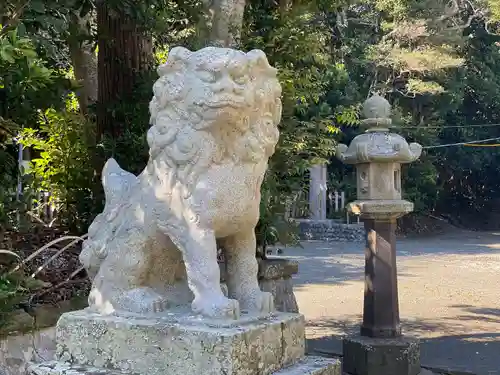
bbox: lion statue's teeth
[80,46,282,320]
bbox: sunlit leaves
[406,78,445,95]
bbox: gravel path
[280,231,500,375]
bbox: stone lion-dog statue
[79,46,282,320]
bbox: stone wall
[0,297,87,375]
[0,327,56,375]
[295,219,365,242]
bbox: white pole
[16,142,23,200]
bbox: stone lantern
[336,94,422,375]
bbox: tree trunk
[96,2,153,140]
[202,0,246,48]
[67,12,98,114]
[92,2,153,210]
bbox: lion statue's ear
[157,46,193,77]
[246,49,277,77]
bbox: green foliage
[332,0,500,228]
[98,71,155,175]
[19,101,96,232]
[0,29,68,120]
[243,1,361,241]
[0,273,26,329]
[0,26,70,229]
[244,2,355,172]
[0,119,18,225]
[256,173,301,251]
[3,0,500,246]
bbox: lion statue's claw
[192,294,240,320]
[256,291,275,314]
[241,291,274,315]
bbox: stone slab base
[342,335,420,375]
[28,357,341,375]
[55,309,305,375]
[275,357,341,375]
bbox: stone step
[275,357,341,375]
[28,357,341,375]
[28,362,129,375]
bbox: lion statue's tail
[80,158,138,278]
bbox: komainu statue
[79,46,282,320]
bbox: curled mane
[146,46,282,191]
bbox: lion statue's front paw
[192,293,240,320]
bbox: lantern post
[336,94,422,375]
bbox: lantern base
[342,335,420,375]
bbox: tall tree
[95,1,154,140]
[67,9,97,114]
[201,0,246,47]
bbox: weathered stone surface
[27,362,130,375]
[347,200,414,220]
[20,47,305,375]
[336,95,422,166]
[0,297,90,375]
[259,274,299,314]
[79,46,282,320]
[342,335,420,375]
[1,327,56,375]
[308,164,328,220]
[55,310,305,375]
[258,259,299,313]
[258,259,299,281]
[218,258,299,313]
[275,357,341,375]
[28,357,340,375]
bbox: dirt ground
[280,229,500,375]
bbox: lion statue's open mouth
[202,97,245,109]
[80,46,282,320]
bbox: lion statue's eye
[197,70,216,83]
[233,74,248,85]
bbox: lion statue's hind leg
[87,226,172,314]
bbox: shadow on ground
[306,305,500,375]
[280,231,500,288]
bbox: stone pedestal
[258,259,300,313]
[342,336,420,375]
[28,310,340,375]
[220,259,300,314]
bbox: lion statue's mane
[145,46,281,194]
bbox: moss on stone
[0,295,87,338]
